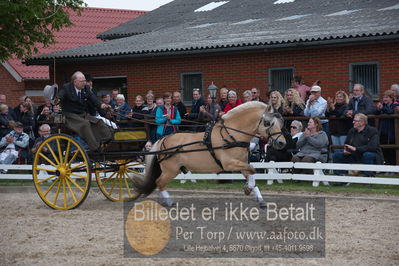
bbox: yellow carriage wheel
[32,134,91,210]
[95,160,143,202]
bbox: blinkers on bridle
[261,112,284,147]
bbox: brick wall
[0,65,26,107]
[39,41,399,105]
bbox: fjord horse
[132,101,286,207]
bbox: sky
[84,0,175,11]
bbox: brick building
[26,0,399,105]
[0,7,145,106]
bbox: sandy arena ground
[0,187,398,265]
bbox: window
[349,62,379,98]
[268,67,294,94]
[180,73,203,103]
[92,76,127,97]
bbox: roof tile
[9,7,145,80]
[31,0,398,63]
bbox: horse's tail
[134,141,162,196]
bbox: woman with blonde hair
[283,88,305,116]
[326,90,351,151]
[268,90,285,115]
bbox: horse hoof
[258,199,266,209]
[159,198,175,208]
[243,184,253,196]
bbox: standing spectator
[292,75,310,102]
[375,90,399,165]
[283,88,305,116]
[155,97,164,111]
[333,113,383,176]
[268,91,285,115]
[98,94,112,118]
[172,91,187,132]
[172,91,187,121]
[130,95,149,128]
[292,117,329,171]
[0,104,15,138]
[0,122,29,172]
[199,94,222,122]
[304,85,328,133]
[144,94,160,149]
[144,93,157,115]
[222,90,242,114]
[0,94,16,120]
[390,84,399,104]
[94,94,116,129]
[31,124,52,154]
[326,90,351,152]
[242,90,253,103]
[186,88,204,121]
[186,88,205,132]
[155,97,164,109]
[146,97,164,146]
[345,84,376,118]
[218,87,229,111]
[14,102,35,138]
[155,93,181,140]
[251,87,266,103]
[22,96,38,117]
[114,94,131,125]
[110,88,120,107]
[283,89,305,130]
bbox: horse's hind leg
[156,171,178,207]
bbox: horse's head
[258,105,286,150]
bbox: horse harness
[203,120,250,170]
[157,119,252,170]
[156,114,283,170]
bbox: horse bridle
[261,115,284,147]
[219,113,283,146]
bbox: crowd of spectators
[1,75,399,175]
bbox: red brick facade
[0,65,25,106]
[2,41,398,108]
[51,42,399,105]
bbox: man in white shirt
[304,85,328,133]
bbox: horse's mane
[222,101,268,120]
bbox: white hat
[310,85,321,92]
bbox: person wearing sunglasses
[290,120,303,141]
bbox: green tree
[0,0,85,61]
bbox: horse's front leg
[222,159,255,190]
[241,170,266,209]
[224,160,266,209]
